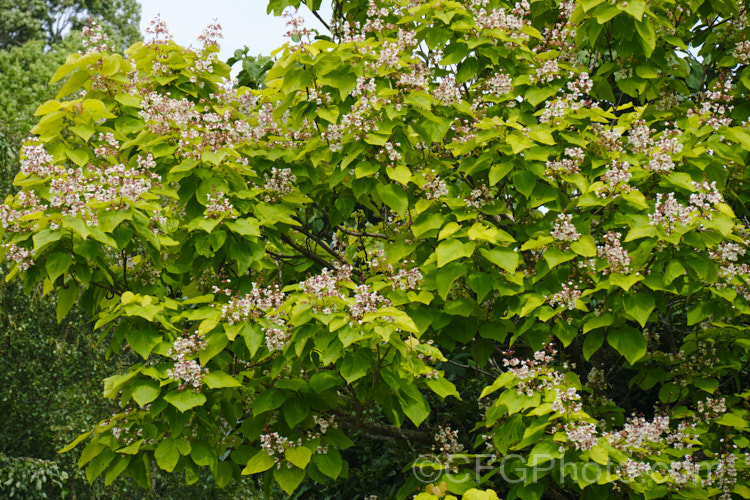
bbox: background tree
[4,1,750,499]
[0,0,140,50]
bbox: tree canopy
[3,1,750,498]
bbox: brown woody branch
[333,409,433,445]
[291,224,348,266]
[280,233,335,269]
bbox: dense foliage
[4,0,750,498]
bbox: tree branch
[291,224,348,266]
[280,233,335,269]
[309,9,332,33]
[333,409,434,445]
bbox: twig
[445,358,494,378]
[266,249,306,261]
[337,225,392,240]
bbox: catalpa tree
[2,0,750,498]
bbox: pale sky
[138,1,332,66]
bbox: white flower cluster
[470,0,530,40]
[547,281,581,310]
[0,189,41,233]
[300,266,351,313]
[709,242,746,263]
[263,167,296,202]
[596,161,633,198]
[220,283,286,324]
[551,213,580,242]
[264,318,290,352]
[464,183,493,209]
[2,243,34,271]
[349,284,391,324]
[81,20,110,53]
[607,414,671,449]
[433,425,465,456]
[647,129,683,173]
[734,40,750,64]
[423,170,449,200]
[205,191,235,219]
[597,231,631,274]
[434,75,463,105]
[564,421,598,451]
[648,192,692,234]
[535,60,559,84]
[392,266,424,290]
[486,72,513,97]
[545,147,584,179]
[649,182,723,234]
[166,334,209,391]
